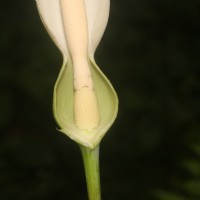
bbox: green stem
[80,145,101,200]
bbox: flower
[36,0,118,149]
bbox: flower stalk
[80,145,101,200]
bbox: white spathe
[36,0,118,149]
[36,0,110,59]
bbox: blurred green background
[1,0,200,199]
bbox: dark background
[1,0,200,199]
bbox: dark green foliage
[0,0,200,199]
[155,141,200,200]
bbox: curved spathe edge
[86,0,110,55]
[35,0,68,59]
[53,57,118,149]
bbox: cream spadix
[60,0,99,130]
[60,0,93,90]
[36,0,118,149]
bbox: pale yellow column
[60,0,92,90]
[60,0,99,130]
